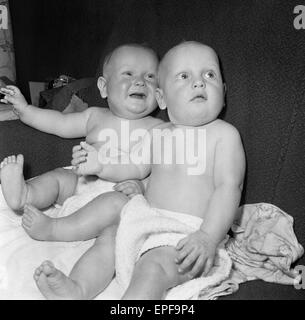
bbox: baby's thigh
[139,246,189,288]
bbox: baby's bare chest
[151,128,216,176]
[86,115,151,150]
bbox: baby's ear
[155,88,166,110]
[97,76,107,99]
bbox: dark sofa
[1,0,304,299]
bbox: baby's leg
[23,191,128,241]
[0,154,77,211]
[34,225,117,300]
[122,246,190,300]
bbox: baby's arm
[76,128,153,181]
[0,86,92,138]
[176,125,246,278]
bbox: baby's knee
[51,168,76,180]
[137,248,184,286]
[137,258,168,281]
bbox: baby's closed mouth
[190,94,207,102]
[129,92,147,100]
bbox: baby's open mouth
[129,92,146,100]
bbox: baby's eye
[205,71,216,79]
[123,71,133,76]
[146,73,156,81]
[178,72,189,80]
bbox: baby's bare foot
[0,154,27,211]
[22,204,55,241]
[34,261,83,300]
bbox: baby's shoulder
[86,107,114,131]
[210,119,239,134]
[87,107,113,123]
[87,107,111,117]
[208,119,241,143]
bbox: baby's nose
[134,76,145,86]
[193,79,206,89]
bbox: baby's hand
[71,143,88,168]
[0,86,28,115]
[72,141,103,176]
[113,180,145,198]
[175,230,217,279]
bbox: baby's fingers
[72,149,87,159]
[113,181,129,191]
[80,141,95,152]
[114,181,137,191]
[202,257,214,276]
[0,98,9,104]
[72,144,82,153]
[0,87,14,95]
[176,237,188,251]
[76,163,88,175]
[71,156,86,166]
[120,187,136,196]
[5,85,20,93]
[189,256,205,279]
[175,244,192,263]
[177,250,197,273]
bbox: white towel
[0,176,123,300]
[115,194,232,300]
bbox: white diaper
[115,194,232,300]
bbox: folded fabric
[115,194,232,300]
[226,203,304,285]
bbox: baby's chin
[169,115,216,127]
[125,103,156,117]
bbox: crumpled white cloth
[225,203,304,286]
[115,194,232,300]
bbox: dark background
[3,0,305,298]
[9,0,117,98]
[9,0,305,204]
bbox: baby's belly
[145,176,213,218]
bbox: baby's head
[156,41,225,126]
[98,44,159,119]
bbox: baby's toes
[33,265,44,280]
[7,156,15,164]
[22,214,33,227]
[41,261,55,276]
[2,158,8,166]
[16,154,24,165]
